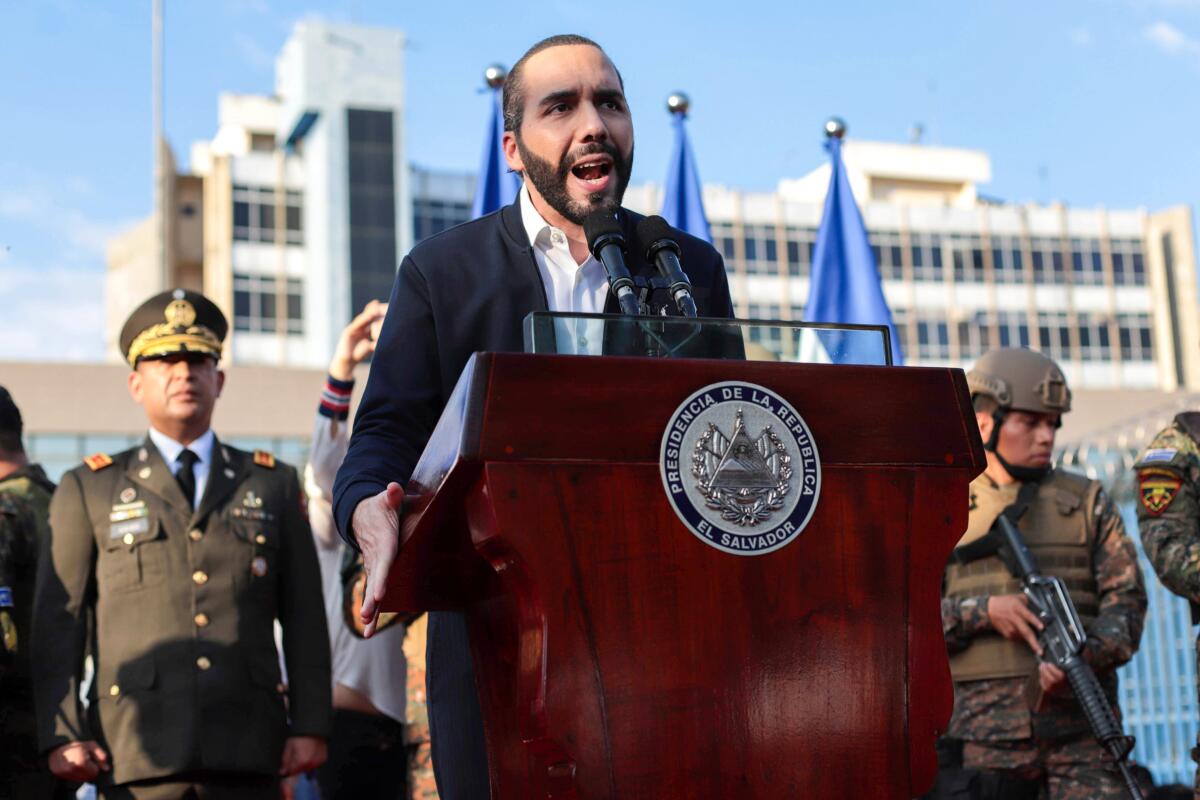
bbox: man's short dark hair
[502,34,623,134]
[0,386,24,456]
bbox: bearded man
[331,34,734,799]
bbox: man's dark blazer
[333,198,734,798]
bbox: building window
[233,273,304,335]
[916,315,951,359]
[1030,237,1066,286]
[746,303,784,355]
[996,310,1031,349]
[742,224,777,275]
[413,198,471,242]
[347,108,399,316]
[1118,313,1154,361]
[956,312,993,360]
[233,185,303,245]
[869,230,904,281]
[992,236,1023,284]
[1069,238,1105,286]
[951,235,984,283]
[1036,312,1073,362]
[1071,312,1111,361]
[1111,238,1148,286]
[910,233,943,282]
[785,226,816,278]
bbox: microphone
[635,215,698,317]
[583,210,642,316]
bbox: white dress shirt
[520,186,610,313]
[148,427,215,508]
[520,187,611,354]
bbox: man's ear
[127,369,143,404]
[215,369,225,399]
[502,130,523,174]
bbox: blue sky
[2,0,1198,361]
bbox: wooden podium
[384,352,984,798]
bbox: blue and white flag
[471,89,521,219]
[803,136,903,365]
[661,112,711,243]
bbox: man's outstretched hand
[351,482,404,637]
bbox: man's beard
[516,138,634,225]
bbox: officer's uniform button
[109,684,120,697]
[255,534,266,545]
[196,656,211,670]
[122,533,135,545]
[192,570,208,585]
[189,529,203,542]
[194,613,209,628]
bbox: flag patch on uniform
[253,450,275,469]
[1142,448,1178,463]
[1139,468,1183,515]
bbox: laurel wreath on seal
[692,423,793,527]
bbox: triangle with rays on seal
[710,409,776,490]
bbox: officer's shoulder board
[253,450,276,469]
[84,452,114,472]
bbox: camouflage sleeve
[0,495,25,662]
[1135,428,1200,604]
[942,594,991,654]
[1084,489,1147,674]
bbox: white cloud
[1068,27,1093,46]
[0,185,137,262]
[0,261,106,362]
[1144,20,1200,55]
[0,181,136,361]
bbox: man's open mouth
[570,157,613,186]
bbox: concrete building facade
[106,21,408,369]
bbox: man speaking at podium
[333,34,733,797]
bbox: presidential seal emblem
[660,382,821,556]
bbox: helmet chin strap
[994,449,1051,483]
[985,409,1050,483]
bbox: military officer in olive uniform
[940,348,1146,799]
[32,289,331,799]
[1134,413,1200,798]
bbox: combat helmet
[967,347,1071,454]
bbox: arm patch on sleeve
[1139,468,1183,516]
[253,450,276,469]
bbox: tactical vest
[945,469,1101,682]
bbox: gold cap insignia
[165,299,197,327]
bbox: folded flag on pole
[802,123,904,365]
[660,93,712,244]
[471,72,521,219]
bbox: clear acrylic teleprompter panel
[523,313,892,366]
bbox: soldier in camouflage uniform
[0,385,70,799]
[941,348,1146,798]
[1134,412,1200,799]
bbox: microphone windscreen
[583,209,624,253]
[635,215,680,259]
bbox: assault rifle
[994,513,1141,800]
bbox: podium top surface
[410,353,984,494]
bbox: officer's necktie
[175,449,199,510]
